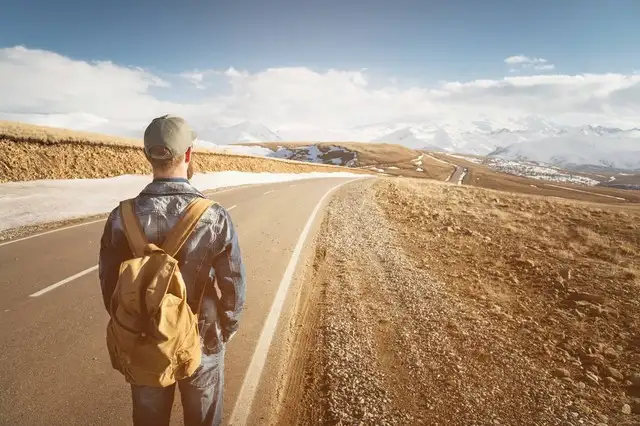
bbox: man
[99,114,246,426]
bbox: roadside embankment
[0,121,370,182]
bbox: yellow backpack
[106,197,215,387]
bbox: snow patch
[487,158,600,186]
[0,171,365,232]
[457,168,467,185]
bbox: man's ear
[185,146,192,163]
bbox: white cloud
[0,46,638,141]
[505,55,555,74]
[180,71,206,89]
[534,64,556,71]
[0,45,180,135]
[505,55,548,65]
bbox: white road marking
[0,219,105,248]
[229,179,355,426]
[227,205,237,211]
[29,265,99,297]
[263,190,275,195]
[289,184,296,187]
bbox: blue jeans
[131,349,224,426]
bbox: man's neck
[153,168,188,180]
[153,176,189,183]
[152,170,189,183]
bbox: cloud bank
[0,46,638,141]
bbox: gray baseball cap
[143,114,197,160]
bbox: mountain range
[198,121,281,144]
[197,118,640,171]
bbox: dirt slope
[0,121,369,182]
[278,178,640,426]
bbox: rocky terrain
[278,178,640,426]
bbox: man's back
[99,177,245,355]
[99,176,246,426]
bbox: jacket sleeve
[212,207,246,341]
[98,208,128,312]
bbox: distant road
[448,166,468,185]
[422,153,465,184]
[0,177,359,426]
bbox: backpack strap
[162,198,216,258]
[120,199,148,258]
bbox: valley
[197,137,640,205]
[2,120,639,426]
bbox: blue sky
[2,0,639,80]
[0,0,639,140]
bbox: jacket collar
[140,179,205,197]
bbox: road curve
[448,166,468,185]
[0,177,359,426]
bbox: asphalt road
[448,166,468,185]
[0,177,358,426]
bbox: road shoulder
[274,177,636,425]
[238,178,362,425]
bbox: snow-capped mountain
[489,131,640,171]
[371,116,640,171]
[371,116,564,155]
[198,121,281,145]
[193,117,640,171]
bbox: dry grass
[0,121,371,182]
[280,178,640,425]
[378,154,454,181]
[434,153,640,204]
[376,177,640,424]
[0,120,142,147]
[611,175,640,185]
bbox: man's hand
[225,330,237,343]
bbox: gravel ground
[278,178,638,426]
